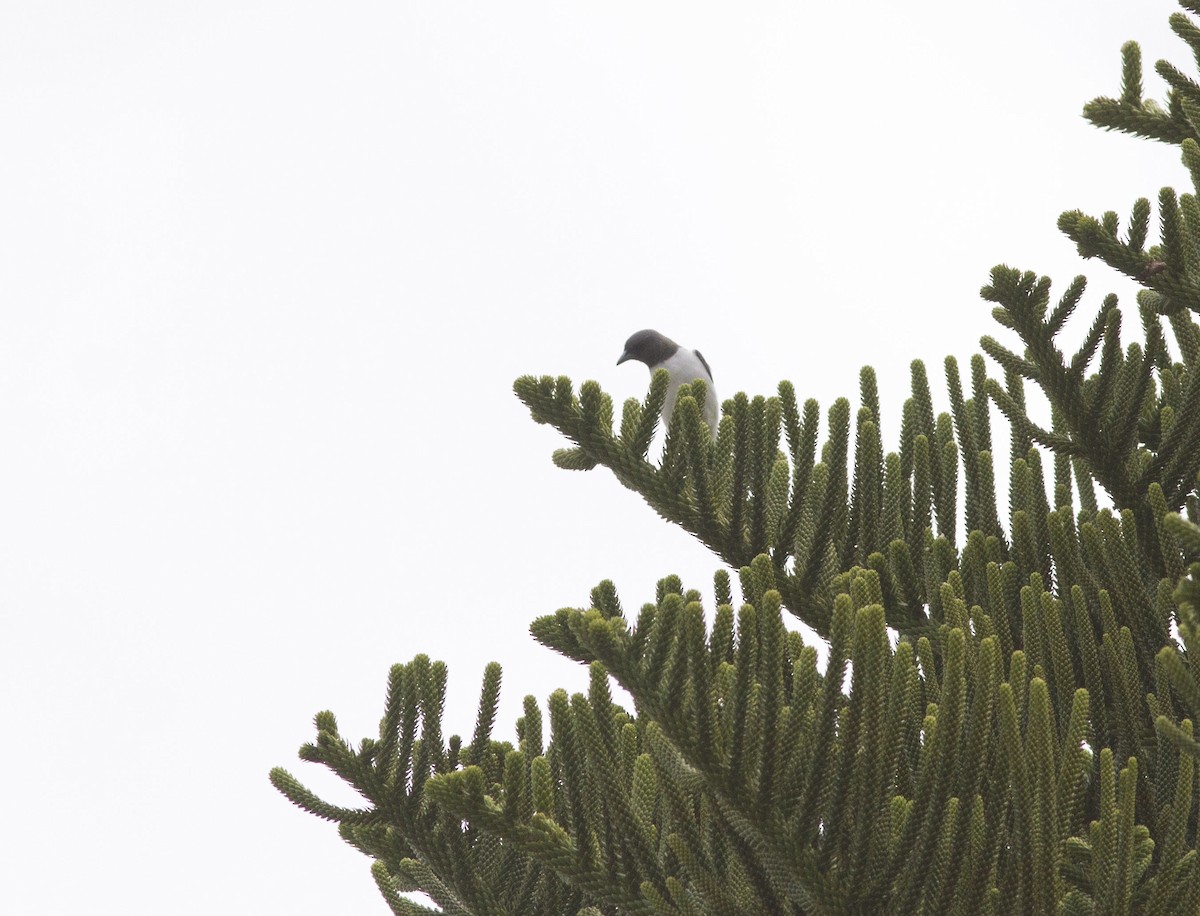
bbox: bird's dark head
[617,329,679,368]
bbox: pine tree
[272,4,1200,912]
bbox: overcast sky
[1,1,1186,912]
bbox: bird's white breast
[656,349,719,435]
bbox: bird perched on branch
[617,329,719,438]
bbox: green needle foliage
[274,4,1200,913]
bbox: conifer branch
[278,4,1200,912]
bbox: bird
[617,329,719,438]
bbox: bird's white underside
[655,349,719,436]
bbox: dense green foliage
[272,4,1200,912]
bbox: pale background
[0,1,1183,912]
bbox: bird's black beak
[616,350,632,366]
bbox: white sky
[1,1,1185,912]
